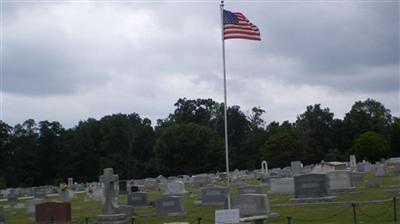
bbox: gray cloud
[1,1,399,127]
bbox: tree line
[0,98,398,188]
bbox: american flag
[223,10,261,41]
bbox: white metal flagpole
[220,0,231,209]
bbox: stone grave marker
[375,165,385,177]
[129,185,139,194]
[0,206,5,223]
[34,190,46,199]
[155,196,186,216]
[350,155,357,170]
[165,181,186,195]
[97,168,130,224]
[7,193,18,203]
[119,205,134,217]
[75,184,85,192]
[291,161,303,176]
[35,202,72,224]
[127,192,149,207]
[201,187,227,205]
[27,198,44,215]
[291,173,336,203]
[144,179,159,191]
[270,178,294,195]
[215,209,240,224]
[328,171,356,194]
[60,190,74,202]
[191,174,210,187]
[225,194,279,223]
[261,161,268,175]
[260,176,270,187]
[238,194,272,217]
[238,186,263,195]
[357,161,371,172]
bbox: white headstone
[350,155,357,170]
[215,209,240,224]
[165,181,186,195]
[261,161,268,175]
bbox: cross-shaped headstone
[99,168,119,214]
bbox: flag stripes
[223,10,261,41]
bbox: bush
[353,131,390,163]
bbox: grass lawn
[1,174,399,224]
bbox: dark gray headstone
[7,193,18,203]
[155,196,185,216]
[238,186,263,195]
[130,186,139,193]
[201,187,227,205]
[119,205,134,217]
[294,173,330,198]
[127,192,149,207]
[0,206,5,222]
[238,194,270,217]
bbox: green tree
[295,104,335,164]
[353,131,390,163]
[6,119,40,187]
[155,123,224,176]
[260,132,304,168]
[390,117,400,157]
[343,99,392,150]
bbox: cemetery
[0,157,399,224]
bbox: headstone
[291,173,336,203]
[34,190,46,199]
[0,206,5,223]
[260,176,270,187]
[237,194,271,217]
[99,168,119,214]
[270,178,294,195]
[155,196,186,216]
[35,202,72,223]
[144,179,159,191]
[27,198,44,215]
[97,168,130,224]
[165,181,186,195]
[215,209,240,224]
[261,161,268,175]
[350,155,357,170]
[201,187,227,205]
[375,165,385,177]
[129,186,139,193]
[291,161,303,176]
[357,161,371,172]
[238,186,263,195]
[127,192,149,207]
[119,205,134,217]
[328,171,356,194]
[7,193,18,203]
[59,190,74,202]
[191,174,210,187]
[75,183,85,192]
[67,178,73,189]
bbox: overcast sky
[1,0,399,128]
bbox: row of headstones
[126,186,274,218]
